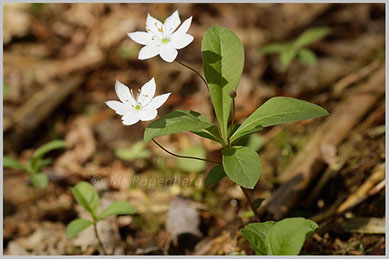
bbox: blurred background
[3,3,385,255]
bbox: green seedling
[260,27,331,70]
[3,140,67,189]
[66,181,135,255]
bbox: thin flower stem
[151,138,220,164]
[138,124,220,165]
[240,186,261,222]
[93,222,107,255]
[175,60,209,90]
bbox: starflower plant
[107,11,330,255]
[128,10,194,62]
[105,78,170,126]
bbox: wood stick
[264,66,385,220]
[4,77,83,150]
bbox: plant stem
[138,124,220,165]
[228,98,236,146]
[93,222,107,255]
[151,138,220,164]
[175,60,209,90]
[240,186,261,222]
[227,94,260,221]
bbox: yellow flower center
[135,105,141,110]
[162,38,170,44]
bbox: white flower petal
[171,34,194,49]
[171,17,192,40]
[138,77,156,105]
[146,13,163,39]
[105,100,129,116]
[159,45,178,62]
[122,110,140,125]
[164,10,181,35]
[115,81,136,105]
[138,45,160,60]
[147,93,171,110]
[127,31,153,45]
[139,108,158,121]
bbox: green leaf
[204,164,226,187]
[66,218,93,238]
[71,182,100,218]
[26,160,34,174]
[227,123,262,146]
[190,111,225,145]
[230,124,263,145]
[3,156,26,171]
[177,146,206,173]
[259,43,288,54]
[294,27,331,49]
[231,97,328,143]
[31,140,67,169]
[242,221,276,255]
[191,129,220,143]
[297,48,317,66]
[202,26,245,141]
[30,173,48,189]
[280,44,297,70]
[98,201,135,220]
[115,141,151,161]
[252,198,265,209]
[221,146,261,189]
[265,217,319,255]
[144,110,214,143]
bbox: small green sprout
[260,27,331,70]
[3,140,68,189]
[66,181,135,255]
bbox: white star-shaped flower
[127,10,194,63]
[106,78,170,126]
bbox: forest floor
[3,3,385,255]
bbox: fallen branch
[4,77,83,150]
[264,66,385,220]
[310,164,385,236]
[342,217,385,234]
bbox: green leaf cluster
[143,26,328,190]
[3,140,67,189]
[260,27,331,70]
[242,218,318,255]
[66,181,135,238]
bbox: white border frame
[1,0,387,258]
